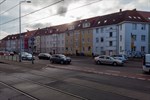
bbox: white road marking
[106,70,121,73]
[137,78,146,80]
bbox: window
[83,22,90,28]
[76,42,78,46]
[101,28,104,33]
[96,37,99,43]
[119,35,122,42]
[141,35,145,41]
[132,23,137,30]
[141,46,145,52]
[95,47,98,52]
[120,46,122,52]
[109,41,113,46]
[132,46,136,51]
[87,38,90,42]
[99,56,104,59]
[109,32,113,37]
[101,38,104,42]
[141,24,146,30]
[96,28,99,33]
[67,32,70,36]
[82,38,84,42]
[132,35,136,41]
[82,47,85,51]
[88,46,91,51]
[120,24,122,30]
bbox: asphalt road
[0,56,150,100]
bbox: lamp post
[19,0,31,62]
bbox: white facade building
[93,10,150,57]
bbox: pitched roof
[94,9,148,27]
[138,11,150,22]
[1,9,149,40]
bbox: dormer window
[78,24,81,27]
[50,30,52,33]
[133,16,136,19]
[69,25,74,30]
[128,16,132,19]
[138,17,141,19]
[104,20,107,23]
[82,22,90,28]
[98,21,101,24]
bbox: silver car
[21,52,35,60]
[94,55,124,66]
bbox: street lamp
[19,0,31,62]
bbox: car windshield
[108,57,115,60]
[59,55,66,58]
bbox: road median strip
[48,64,150,81]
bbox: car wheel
[60,61,64,64]
[97,60,101,65]
[113,62,117,66]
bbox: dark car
[38,53,52,60]
[50,54,71,64]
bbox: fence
[0,55,19,62]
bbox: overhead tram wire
[23,0,103,24]
[0,3,19,15]
[2,0,102,31]
[0,0,64,26]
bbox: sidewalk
[0,59,47,70]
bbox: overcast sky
[0,0,149,39]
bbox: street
[0,56,150,100]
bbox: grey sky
[0,0,149,39]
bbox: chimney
[120,9,122,12]
[133,8,136,11]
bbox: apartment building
[65,17,97,56]
[0,9,149,57]
[93,9,150,56]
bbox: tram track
[0,81,39,100]
[11,73,89,100]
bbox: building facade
[0,9,150,57]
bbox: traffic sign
[31,37,35,41]
[31,42,34,45]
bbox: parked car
[9,52,14,56]
[0,51,5,55]
[20,52,35,60]
[38,53,52,60]
[142,54,150,73]
[111,54,128,62]
[50,54,71,64]
[94,55,124,66]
